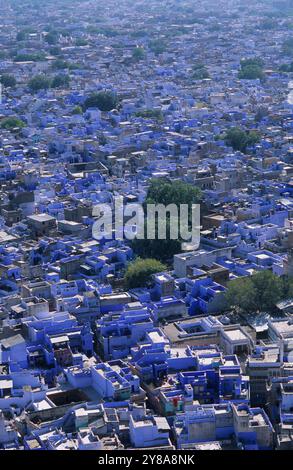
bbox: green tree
[193,67,210,80]
[16,30,27,41]
[131,30,147,39]
[131,220,182,262]
[95,27,119,37]
[1,117,25,130]
[28,75,51,92]
[45,31,59,45]
[51,74,70,88]
[49,46,62,56]
[0,74,16,88]
[225,271,291,314]
[52,59,69,70]
[75,38,88,46]
[239,58,264,80]
[259,19,277,30]
[224,127,260,153]
[252,270,284,312]
[283,38,293,56]
[15,27,35,42]
[255,107,268,123]
[279,62,293,72]
[192,63,210,80]
[14,52,45,62]
[240,58,264,68]
[83,91,118,112]
[149,39,166,55]
[72,105,83,115]
[225,277,257,313]
[239,64,264,80]
[68,63,82,70]
[281,275,293,299]
[125,258,167,289]
[146,178,201,207]
[131,179,202,263]
[135,109,163,120]
[132,47,145,62]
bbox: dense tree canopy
[16,30,27,41]
[1,117,25,130]
[239,64,264,80]
[282,38,293,56]
[49,46,62,56]
[225,271,293,314]
[52,59,69,70]
[224,127,260,153]
[125,258,167,289]
[44,31,59,45]
[259,19,277,30]
[131,179,202,263]
[255,107,268,123]
[14,52,45,62]
[135,109,163,120]
[28,75,51,92]
[132,47,145,62]
[0,74,17,88]
[192,63,210,80]
[83,91,118,112]
[239,58,264,80]
[146,178,202,207]
[149,39,166,55]
[72,105,83,115]
[131,219,182,262]
[76,38,88,46]
[51,74,70,88]
[279,62,293,72]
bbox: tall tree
[125,258,166,289]
[83,91,118,112]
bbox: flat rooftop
[27,214,55,222]
[270,320,293,336]
[223,329,248,342]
